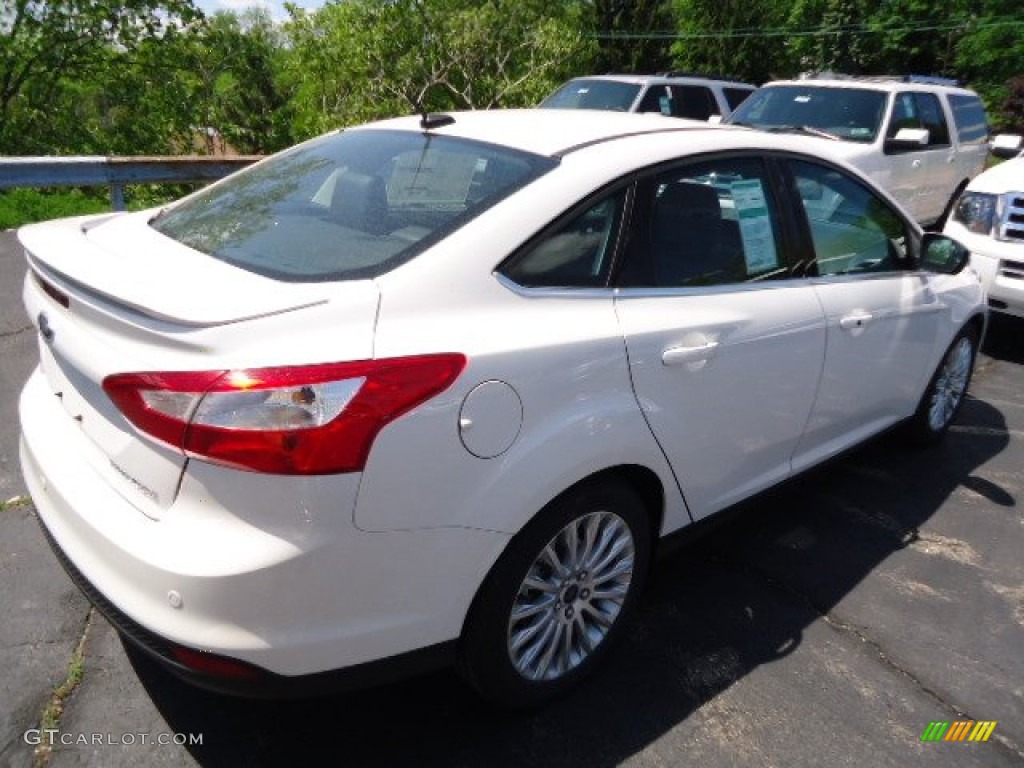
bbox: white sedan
[18,109,984,706]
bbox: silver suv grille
[999,193,1024,242]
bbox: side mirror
[920,232,969,275]
[885,127,930,152]
[991,133,1023,160]
[707,114,723,125]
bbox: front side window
[789,159,911,277]
[723,87,754,111]
[500,189,627,288]
[619,157,787,288]
[728,85,887,143]
[152,130,555,282]
[636,86,668,114]
[668,85,718,120]
[887,92,950,147]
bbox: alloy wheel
[506,510,635,682]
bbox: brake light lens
[169,645,266,680]
[103,355,466,474]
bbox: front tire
[907,327,978,445]
[458,479,651,708]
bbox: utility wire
[590,18,1024,41]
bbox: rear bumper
[35,511,454,698]
[20,367,509,685]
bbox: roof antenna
[415,85,455,131]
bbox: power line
[591,18,1024,41]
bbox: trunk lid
[20,211,333,326]
[19,212,380,519]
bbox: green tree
[0,0,201,152]
[669,0,795,83]
[584,0,675,73]
[284,0,593,139]
[955,3,1024,128]
[154,10,293,154]
[786,0,872,75]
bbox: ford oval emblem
[37,312,54,342]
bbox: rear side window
[500,189,627,288]
[151,130,555,282]
[723,87,754,111]
[948,94,990,144]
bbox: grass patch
[0,188,108,230]
[0,495,30,512]
[33,609,93,768]
[0,184,195,229]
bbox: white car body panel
[19,212,337,326]
[614,283,825,519]
[17,109,987,684]
[793,274,943,469]
[945,156,1024,318]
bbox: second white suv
[944,139,1024,318]
[727,75,1004,227]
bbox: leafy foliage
[283,0,593,139]
[0,0,1020,162]
[0,0,201,152]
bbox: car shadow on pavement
[982,313,1024,364]
[125,353,1015,767]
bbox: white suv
[540,73,756,122]
[728,75,1007,227]
[945,138,1024,318]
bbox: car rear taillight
[102,355,466,474]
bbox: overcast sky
[193,0,327,23]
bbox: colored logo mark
[921,721,997,742]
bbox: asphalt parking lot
[1,227,1022,768]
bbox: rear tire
[906,327,978,445]
[458,479,651,708]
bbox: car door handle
[839,312,874,330]
[662,341,719,365]
[912,159,922,168]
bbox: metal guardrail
[0,155,261,210]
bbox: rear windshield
[729,85,887,143]
[540,79,642,112]
[151,130,556,282]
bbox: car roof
[359,109,719,158]
[566,74,754,88]
[762,78,980,97]
[350,109,891,190]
